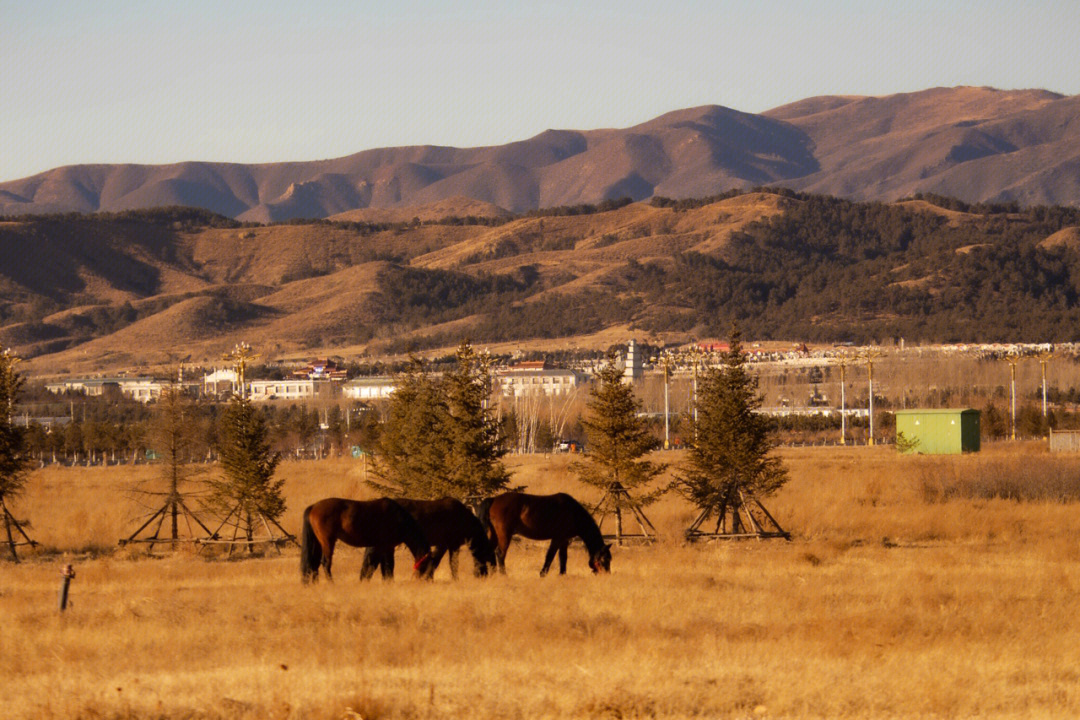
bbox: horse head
[589,543,612,574]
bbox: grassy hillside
[5,191,1080,375]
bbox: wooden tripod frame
[2,498,38,562]
[685,487,790,541]
[203,502,297,556]
[591,481,658,545]
[119,493,217,551]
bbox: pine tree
[368,358,452,498]
[574,349,667,539]
[0,349,31,503]
[442,341,510,499]
[370,345,510,500]
[123,382,213,546]
[207,394,285,546]
[0,348,35,561]
[677,328,788,537]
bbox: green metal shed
[894,409,980,454]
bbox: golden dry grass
[4,446,1080,718]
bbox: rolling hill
[5,190,1080,376]
[3,87,1079,221]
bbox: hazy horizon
[4,0,1079,182]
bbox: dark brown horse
[300,497,433,583]
[479,492,611,576]
[359,498,496,580]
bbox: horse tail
[299,505,321,583]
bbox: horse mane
[564,494,606,554]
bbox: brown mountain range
[2,87,1077,221]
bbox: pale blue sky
[2,0,1078,181]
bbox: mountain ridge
[4,87,1079,220]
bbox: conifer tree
[575,349,667,526]
[678,328,788,515]
[0,349,31,503]
[368,358,452,498]
[208,394,285,542]
[124,382,213,546]
[370,345,510,500]
[0,348,34,560]
[442,341,510,499]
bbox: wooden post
[58,564,75,611]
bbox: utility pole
[1005,352,1021,441]
[1037,349,1053,421]
[659,351,676,449]
[859,349,882,445]
[833,355,850,445]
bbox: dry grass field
[4,445,1080,718]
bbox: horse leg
[491,528,510,574]
[380,549,395,580]
[558,542,569,575]
[540,540,559,577]
[447,548,460,580]
[424,547,446,580]
[488,521,508,575]
[321,538,336,582]
[359,547,379,581]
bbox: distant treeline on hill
[0,196,638,231]
[365,191,1080,346]
[10,190,1080,353]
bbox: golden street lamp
[659,350,678,449]
[1003,352,1021,441]
[832,354,850,445]
[223,342,259,399]
[858,348,882,445]
[1037,349,1053,421]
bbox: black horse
[479,491,611,576]
[360,497,495,580]
[300,497,433,582]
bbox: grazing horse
[359,498,496,580]
[300,497,433,583]
[479,491,612,576]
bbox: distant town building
[291,358,348,381]
[45,377,170,403]
[248,379,336,402]
[623,340,643,382]
[342,376,397,400]
[496,361,585,397]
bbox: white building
[46,377,169,403]
[342,376,396,400]
[496,362,585,397]
[248,379,336,401]
[624,339,644,381]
